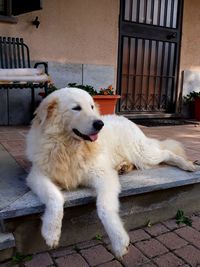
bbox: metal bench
[0,36,49,124]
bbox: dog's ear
[34,98,58,126]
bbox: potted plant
[68,83,120,115]
[184,91,200,120]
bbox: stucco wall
[0,0,119,124]
[0,0,119,66]
[180,0,200,72]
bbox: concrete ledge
[0,232,15,250]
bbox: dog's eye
[91,105,94,110]
[72,105,82,111]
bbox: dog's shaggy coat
[26,87,197,257]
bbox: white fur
[26,87,197,258]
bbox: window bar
[158,42,166,110]
[146,39,152,110]
[0,37,3,68]
[170,43,176,105]
[153,40,159,110]
[125,37,131,110]
[157,0,161,26]
[7,37,12,68]
[139,39,145,110]
[150,0,155,25]
[129,0,133,21]
[12,38,17,68]
[144,0,148,24]
[133,37,138,110]
[20,38,26,67]
[3,37,8,68]
[170,0,175,28]
[165,43,172,109]
[164,0,168,27]
[16,38,21,68]
[136,0,140,22]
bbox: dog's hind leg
[87,168,130,258]
[27,167,64,248]
[161,150,197,171]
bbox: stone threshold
[1,144,200,220]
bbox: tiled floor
[0,123,200,267]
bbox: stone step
[0,232,15,251]
[1,142,200,221]
[1,143,200,257]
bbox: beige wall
[180,0,200,72]
[0,0,119,66]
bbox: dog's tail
[159,139,187,159]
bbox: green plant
[183,91,200,104]
[146,219,152,228]
[94,234,103,241]
[12,252,32,264]
[68,83,97,95]
[175,210,192,226]
[74,245,81,252]
[68,83,114,96]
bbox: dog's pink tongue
[89,134,98,142]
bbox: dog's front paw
[41,212,62,248]
[41,222,61,248]
[112,231,130,259]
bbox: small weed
[74,245,81,252]
[94,234,103,241]
[146,219,152,228]
[175,210,192,226]
[12,252,32,264]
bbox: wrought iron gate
[117,0,183,114]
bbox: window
[0,0,42,23]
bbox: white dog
[26,87,197,258]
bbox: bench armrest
[34,62,48,75]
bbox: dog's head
[34,87,104,142]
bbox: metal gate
[117,0,183,114]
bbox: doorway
[117,0,183,115]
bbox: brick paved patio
[1,215,200,267]
[0,123,200,266]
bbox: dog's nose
[93,120,104,131]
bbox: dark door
[117,0,183,114]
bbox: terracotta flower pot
[93,95,120,115]
[194,97,200,121]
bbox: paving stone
[175,226,200,247]
[145,223,169,237]
[140,263,157,267]
[156,232,188,250]
[97,260,122,267]
[76,239,101,250]
[175,245,200,266]
[24,252,53,267]
[55,253,89,267]
[0,262,19,267]
[153,252,184,267]
[135,239,168,258]
[50,245,75,258]
[191,215,200,231]
[129,229,151,243]
[121,244,148,267]
[162,219,183,230]
[81,245,114,266]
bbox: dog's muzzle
[73,120,104,142]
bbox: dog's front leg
[27,167,64,248]
[88,169,130,258]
